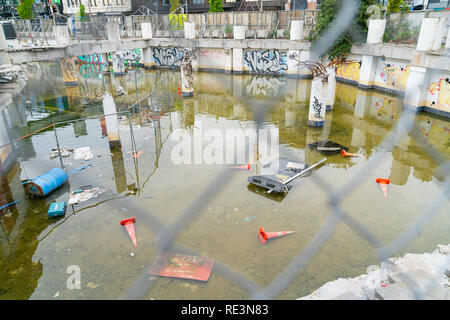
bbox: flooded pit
[0,62,449,300]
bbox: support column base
[308,120,324,127]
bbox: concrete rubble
[0,64,28,110]
[298,244,450,300]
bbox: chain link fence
[2,0,449,300]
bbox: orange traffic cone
[376,178,390,199]
[120,217,138,247]
[341,150,363,157]
[229,162,251,170]
[132,151,144,159]
[258,227,296,244]
[177,84,181,96]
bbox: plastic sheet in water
[68,187,106,205]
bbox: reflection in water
[0,62,449,300]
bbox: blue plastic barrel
[26,168,68,197]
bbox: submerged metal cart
[248,158,326,194]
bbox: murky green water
[0,63,449,300]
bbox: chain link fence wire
[6,0,448,300]
[114,0,450,300]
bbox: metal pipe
[267,158,326,193]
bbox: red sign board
[148,253,215,282]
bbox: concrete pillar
[389,158,411,186]
[181,54,194,97]
[233,48,243,74]
[107,22,120,41]
[284,109,296,127]
[307,0,317,10]
[358,55,377,89]
[234,26,246,40]
[0,24,7,50]
[351,127,366,147]
[141,22,153,39]
[354,90,371,118]
[224,47,233,73]
[308,77,328,127]
[142,47,153,68]
[54,25,71,46]
[366,19,386,44]
[446,28,450,49]
[290,20,304,41]
[184,22,195,39]
[326,66,336,111]
[103,93,121,148]
[101,53,110,73]
[417,18,447,51]
[305,126,325,166]
[403,66,427,111]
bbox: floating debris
[244,216,256,222]
[68,187,105,205]
[148,253,215,282]
[307,140,348,155]
[86,282,99,289]
[73,147,94,161]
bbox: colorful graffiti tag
[428,77,450,110]
[169,14,187,31]
[377,61,409,91]
[152,47,185,68]
[244,50,288,74]
[109,49,142,73]
[336,61,361,82]
[78,54,104,79]
[245,76,286,97]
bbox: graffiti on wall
[109,49,142,73]
[78,53,104,79]
[60,57,79,83]
[418,116,450,154]
[244,50,288,74]
[152,48,186,68]
[169,14,187,31]
[377,60,410,91]
[245,76,286,97]
[370,96,399,122]
[336,61,361,82]
[199,49,226,69]
[428,77,450,110]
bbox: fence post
[53,122,65,170]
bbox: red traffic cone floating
[177,84,181,96]
[132,150,144,159]
[258,227,296,244]
[341,149,363,157]
[229,162,251,170]
[120,217,138,247]
[376,178,390,199]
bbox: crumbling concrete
[0,64,28,110]
[298,244,450,300]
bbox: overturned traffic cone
[258,227,295,244]
[132,150,144,159]
[229,162,251,170]
[341,149,363,157]
[376,178,390,199]
[120,217,138,247]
